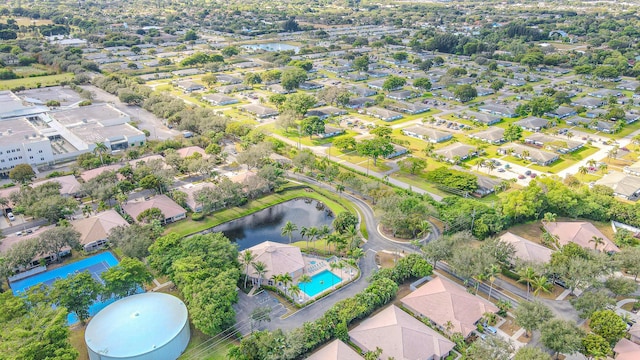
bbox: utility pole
[470,208,476,233]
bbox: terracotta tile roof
[349,305,455,360]
[543,221,619,253]
[240,241,305,280]
[401,276,498,338]
[305,340,362,360]
[500,232,554,264]
[80,164,123,182]
[122,195,186,222]
[71,210,129,245]
[614,338,640,360]
[32,175,82,196]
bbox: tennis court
[10,252,120,324]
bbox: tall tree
[9,164,35,184]
[37,227,81,263]
[589,310,627,346]
[101,257,153,299]
[540,319,585,359]
[240,250,256,289]
[281,221,298,244]
[514,301,553,337]
[252,261,267,287]
[50,271,103,324]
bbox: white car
[7,212,15,221]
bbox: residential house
[299,82,323,90]
[365,107,403,122]
[349,305,455,360]
[498,143,559,166]
[217,84,251,94]
[31,175,82,197]
[585,108,607,119]
[476,87,495,96]
[241,104,279,119]
[616,80,640,91]
[475,175,501,197]
[268,84,294,94]
[401,276,498,338]
[367,79,387,91]
[0,225,68,271]
[588,89,622,98]
[176,80,204,93]
[402,126,453,143]
[171,68,203,77]
[346,97,374,109]
[499,232,554,265]
[122,195,187,224]
[478,103,518,118]
[348,86,377,97]
[342,73,368,82]
[595,172,640,202]
[202,94,238,106]
[459,111,501,126]
[628,322,640,345]
[176,146,207,159]
[543,221,619,253]
[434,143,477,163]
[545,106,577,119]
[385,144,408,159]
[614,339,640,360]
[80,164,123,182]
[515,117,550,132]
[524,133,583,154]
[624,160,640,176]
[319,126,345,139]
[386,90,414,101]
[179,182,216,213]
[305,106,347,120]
[306,340,362,360]
[239,241,305,286]
[216,74,242,85]
[71,210,129,252]
[387,102,430,115]
[502,78,526,87]
[437,90,456,101]
[469,127,505,144]
[571,97,605,109]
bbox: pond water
[241,43,300,53]
[212,198,334,250]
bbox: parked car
[530,173,537,178]
[518,175,526,179]
[497,168,506,173]
[485,325,498,335]
[7,212,15,221]
[525,170,532,176]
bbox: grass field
[0,73,74,90]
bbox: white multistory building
[0,90,145,177]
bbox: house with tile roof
[122,195,187,224]
[349,305,455,360]
[239,241,305,285]
[71,210,129,252]
[305,340,362,360]
[499,232,554,265]
[543,221,619,253]
[401,276,498,338]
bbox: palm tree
[82,204,92,217]
[599,163,608,175]
[416,220,431,239]
[336,184,345,197]
[93,142,109,165]
[298,274,312,299]
[349,248,365,263]
[589,236,605,251]
[325,233,341,254]
[531,275,553,297]
[521,149,530,161]
[306,226,319,250]
[578,166,589,179]
[566,131,574,139]
[281,273,293,293]
[281,221,298,244]
[542,212,557,226]
[240,250,256,289]
[271,274,283,287]
[318,225,331,240]
[476,158,486,171]
[252,261,267,287]
[516,266,536,300]
[486,264,501,300]
[345,225,360,250]
[487,161,497,174]
[289,284,301,302]
[587,159,597,168]
[542,231,561,250]
[299,226,309,244]
[329,262,340,287]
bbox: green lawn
[164,184,354,237]
[0,73,74,90]
[178,327,235,360]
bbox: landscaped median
[164,182,364,238]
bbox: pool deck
[297,255,358,301]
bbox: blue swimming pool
[300,270,342,297]
[10,252,121,324]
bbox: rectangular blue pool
[10,252,120,324]
[300,270,342,297]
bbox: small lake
[212,198,334,250]
[242,43,300,53]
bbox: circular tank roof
[85,292,188,358]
